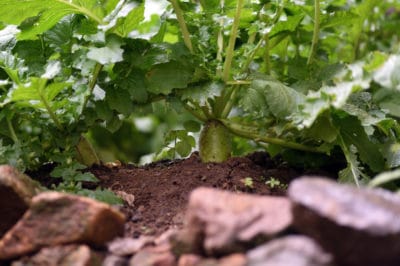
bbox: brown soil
[88,152,338,237]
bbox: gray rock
[288,176,400,266]
[247,235,333,266]
[172,187,292,256]
[0,165,43,237]
[11,244,100,266]
[0,192,125,260]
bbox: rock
[129,245,176,266]
[11,244,100,266]
[178,254,202,266]
[247,235,333,266]
[218,254,246,266]
[177,253,246,266]
[173,187,291,256]
[0,192,125,260]
[288,176,400,266]
[102,255,129,266]
[108,236,155,256]
[0,165,43,237]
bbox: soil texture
[89,152,338,237]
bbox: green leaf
[251,75,304,119]
[183,120,201,132]
[146,61,193,95]
[106,88,133,115]
[337,116,385,172]
[0,0,115,39]
[373,54,400,90]
[78,188,123,205]
[113,3,145,37]
[87,39,123,65]
[269,14,304,38]
[181,82,223,106]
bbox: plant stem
[222,0,244,82]
[220,119,325,153]
[37,79,63,130]
[170,0,194,53]
[307,0,320,65]
[6,117,18,143]
[81,63,103,114]
[182,101,208,122]
[76,135,100,166]
[216,0,225,78]
[263,33,271,74]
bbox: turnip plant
[0,0,400,197]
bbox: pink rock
[173,187,292,256]
[0,192,125,260]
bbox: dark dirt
[88,151,339,238]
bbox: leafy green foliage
[0,0,400,195]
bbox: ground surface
[88,152,339,237]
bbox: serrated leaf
[182,82,223,106]
[337,116,384,172]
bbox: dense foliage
[1,0,400,195]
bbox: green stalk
[37,80,63,130]
[263,33,271,74]
[216,0,225,78]
[170,0,194,53]
[307,0,320,65]
[76,135,100,166]
[222,0,244,82]
[221,119,325,153]
[76,63,103,166]
[6,117,18,143]
[183,101,208,122]
[81,63,103,114]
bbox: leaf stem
[182,101,208,122]
[221,119,325,153]
[222,0,244,82]
[37,79,63,130]
[307,0,320,65]
[81,63,103,114]
[6,117,18,143]
[55,0,103,24]
[170,0,194,53]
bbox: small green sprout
[241,177,254,188]
[265,177,287,189]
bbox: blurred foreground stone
[247,235,333,266]
[0,165,43,237]
[0,191,125,260]
[173,187,292,256]
[289,177,400,266]
[11,244,99,266]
